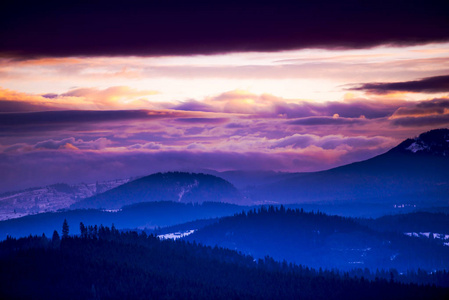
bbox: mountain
[248,129,449,206]
[71,172,243,210]
[0,179,129,220]
[186,207,449,271]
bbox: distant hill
[186,207,449,271]
[71,172,243,210]
[0,201,246,239]
[358,212,449,235]
[248,129,449,205]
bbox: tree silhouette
[80,222,87,238]
[62,219,69,238]
[52,230,60,247]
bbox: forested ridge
[0,225,448,299]
[186,206,449,271]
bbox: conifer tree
[62,219,69,238]
[52,230,60,247]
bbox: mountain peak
[392,128,449,156]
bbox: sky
[1,0,449,192]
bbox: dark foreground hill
[249,129,449,205]
[1,230,448,300]
[186,206,449,271]
[71,172,243,210]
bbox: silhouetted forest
[1,224,448,299]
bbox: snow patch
[406,141,425,153]
[102,209,122,213]
[158,230,196,240]
[404,232,449,240]
[178,180,199,202]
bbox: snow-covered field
[0,178,129,220]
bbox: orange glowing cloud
[0,86,160,111]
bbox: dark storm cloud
[349,75,449,94]
[1,0,448,58]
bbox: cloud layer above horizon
[1,1,449,193]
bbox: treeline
[0,224,448,299]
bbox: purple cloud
[172,100,217,112]
[0,101,58,113]
[270,134,392,150]
[287,116,366,126]
[174,118,229,124]
[41,93,59,99]
[33,137,111,150]
[392,115,449,127]
[0,110,192,130]
[128,142,161,150]
[349,75,449,94]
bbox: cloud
[270,134,393,150]
[60,86,159,109]
[287,116,366,126]
[349,75,449,94]
[2,1,448,58]
[172,100,217,112]
[170,90,404,119]
[0,110,191,128]
[33,137,112,150]
[0,86,159,111]
[0,100,58,112]
[391,114,449,127]
[388,98,449,127]
[174,117,229,124]
[391,98,449,117]
[41,93,59,99]
[128,142,161,150]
